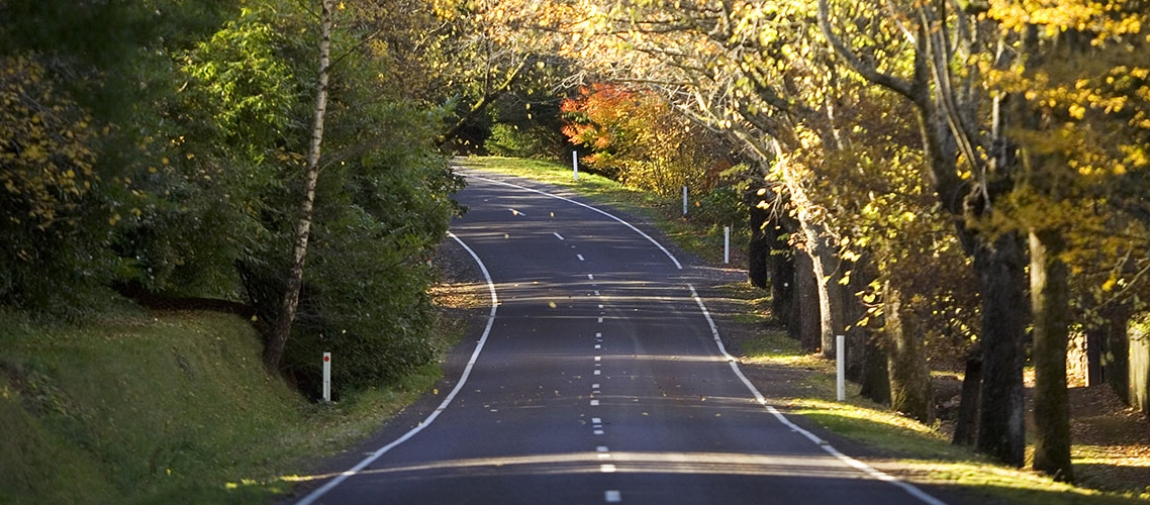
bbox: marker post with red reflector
[323,352,332,402]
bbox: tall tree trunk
[1086,326,1104,386]
[748,187,770,290]
[778,156,846,358]
[264,0,334,373]
[1106,313,1130,402]
[768,223,797,328]
[953,351,982,446]
[883,281,934,423]
[974,232,1028,467]
[748,186,798,328]
[1030,228,1073,481]
[797,250,821,352]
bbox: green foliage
[693,183,749,229]
[1,0,466,394]
[280,98,461,395]
[487,123,541,157]
[483,64,573,158]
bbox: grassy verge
[0,300,465,505]
[461,156,1150,505]
[721,281,1149,505]
[457,156,746,264]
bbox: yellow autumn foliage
[1,54,101,230]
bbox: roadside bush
[487,123,548,158]
[694,184,749,230]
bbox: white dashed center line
[577,254,585,261]
[605,490,622,502]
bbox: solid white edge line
[686,284,948,505]
[294,231,499,505]
[466,174,683,270]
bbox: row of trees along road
[484,0,1150,483]
[5,0,1150,485]
[0,0,573,398]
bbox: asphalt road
[294,169,947,505]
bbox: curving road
[293,168,948,505]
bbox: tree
[264,0,334,372]
[560,83,729,195]
[818,0,1032,466]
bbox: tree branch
[817,0,915,99]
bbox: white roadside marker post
[573,150,579,181]
[682,186,688,216]
[835,335,845,401]
[724,226,731,264]
[323,352,332,402]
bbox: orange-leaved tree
[561,83,726,197]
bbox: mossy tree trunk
[974,232,1028,467]
[1129,315,1150,414]
[1106,314,1130,402]
[859,331,891,404]
[796,250,821,352]
[1030,229,1073,482]
[952,351,982,446]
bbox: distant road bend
[294,169,949,505]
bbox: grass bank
[461,155,1150,504]
[0,304,459,505]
